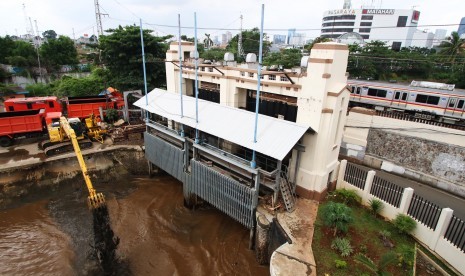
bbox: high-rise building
[287,29,296,44]
[321,5,421,48]
[432,29,447,47]
[458,17,465,38]
[273,34,286,44]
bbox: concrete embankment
[0,143,147,208]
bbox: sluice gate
[144,127,259,229]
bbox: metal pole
[194,12,200,144]
[178,14,185,137]
[139,19,149,121]
[251,4,265,169]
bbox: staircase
[280,171,296,212]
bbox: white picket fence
[337,160,465,275]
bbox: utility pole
[238,14,245,58]
[32,19,43,83]
[94,0,104,37]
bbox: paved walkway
[267,199,319,276]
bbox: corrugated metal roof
[134,89,309,160]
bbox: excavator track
[44,138,93,157]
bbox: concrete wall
[0,148,147,208]
[342,109,465,197]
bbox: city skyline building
[458,17,465,38]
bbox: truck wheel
[0,136,13,147]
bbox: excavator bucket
[88,192,106,209]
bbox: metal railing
[407,193,442,230]
[370,175,403,208]
[444,215,465,252]
[344,163,367,189]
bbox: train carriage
[348,80,465,125]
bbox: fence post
[399,187,414,214]
[429,208,454,250]
[336,160,347,189]
[362,170,376,205]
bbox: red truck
[0,109,46,147]
[4,93,124,120]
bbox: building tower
[343,0,352,9]
[458,17,465,38]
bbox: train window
[367,88,387,98]
[458,100,464,109]
[401,93,408,101]
[448,98,456,108]
[415,94,440,105]
[394,91,401,100]
[356,87,361,94]
[351,86,355,93]
[48,101,54,108]
[27,103,33,109]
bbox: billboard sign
[362,9,395,15]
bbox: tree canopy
[263,48,302,68]
[226,28,271,62]
[40,36,78,71]
[42,30,57,40]
[438,31,465,63]
[99,25,172,91]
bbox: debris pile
[110,124,146,144]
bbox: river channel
[0,174,269,275]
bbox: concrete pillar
[429,208,454,250]
[336,159,347,189]
[399,187,414,214]
[255,213,271,265]
[362,170,376,205]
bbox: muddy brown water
[0,174,269,276]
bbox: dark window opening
[359,28,371,33]
[351,86,355,93]
[27,103,33,109]
[8,106,14,111]
[48,101,54,108]
[322,22,355,27]
[394,91,401,100]
[415,94,440,105]
[361,15,373,20]
[448,98,456,108]
[397,16,408,27]
[323,15,356,21]
[367,88,387,98]
[361,35,370,39]
[392,42,402,51]
[360,22,372,26]
[401,93,408,101]
[356,87,361,94]
[246,90,298,122]
[458,100,464,109]
[321,28,354,33]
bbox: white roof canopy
[135,89,309,160]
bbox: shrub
[359,243,368,254]
[378,230,391,240]
[321,202,354,236]
[333,189,361,206]
[355,252,397,276]
[393,214,416,235]
[334,259,347,269]
[105,108,119,123]
[369,198,384,215]
[331,237,354,257]
[397,244,415,269]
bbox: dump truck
[0,109,46,147]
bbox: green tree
[201,48,228,61]
[6,40,38,79]
[42,30,57,40]
[99,25,172,91]
[226,28,271,62]
[0,36,15,63]
[25,83,50,96]
[263,48,302,69]
[40,36,78,72]
[305,36,332,52]
[438,31,465,63]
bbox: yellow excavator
[57,116,106,208]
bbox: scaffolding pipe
[251,4,265,169]
[139,19,149,121]
[177,14,185,137]
[194,12,200,144]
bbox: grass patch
[313,199,416,276]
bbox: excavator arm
[59,116,105,209]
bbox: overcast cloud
[0,0,463,40]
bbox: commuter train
[347,80,465,125]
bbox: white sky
[0,0,463,41]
